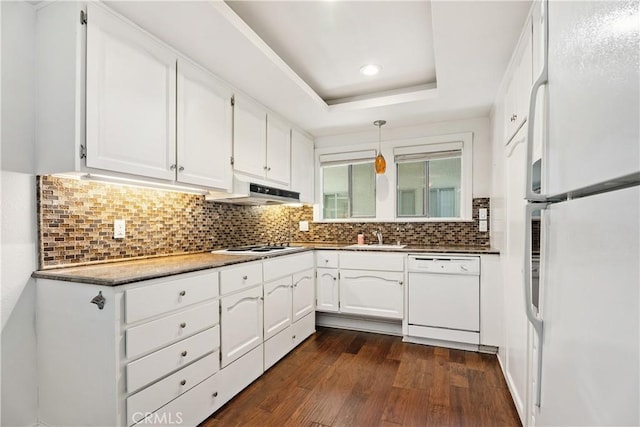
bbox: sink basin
[346,244,407,250]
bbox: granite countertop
[32,248,312,286]
[32,244,499,286]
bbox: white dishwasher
[407,255,480,345]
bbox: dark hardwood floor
[201,327,521,427]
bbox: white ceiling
[226,1,437,103]
[105,1,531,138]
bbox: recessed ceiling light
[360,64,381,76]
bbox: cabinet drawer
[263,252,314,281]
[125,271,219,324]
[126,352,219,426]
[316,251,338,269]
[127,326,220,393]
[264,325,294,371]
[138,373,222,427]
[293,312,315,347]
[339,252,404,272]
[146,344,263,427]
[126,301,219,359]
[220,262,262,295]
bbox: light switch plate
[299,221,309,232]
[479,220,488,232]
[478,208,488,220]
[114,219,126,239]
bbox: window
[321,153,376,219]
[396,148,462,219]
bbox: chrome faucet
[372,229,383,245]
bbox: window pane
[323,165,349,219]
[397,162,426,216]
[351,163,375,217]
[428,157,461,217]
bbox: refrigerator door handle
[525,202,547,408]
[526,0,549,202]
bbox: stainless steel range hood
[205,178,300,205]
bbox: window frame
[319,160,376,220]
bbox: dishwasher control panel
[407,255,480,275]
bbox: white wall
[1,2,38,426]
[315,116,493,198]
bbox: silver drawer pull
[179,290,186,297]
[180,322,187,329]
[292,335,296,340]
[242,275,248,280]
[181,351,188,357]
[180,379,186,386]
[398,280,403,286]
[212,392,218,398]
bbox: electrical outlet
[479,220,488,232]
[114,219,126,239]
[299,221,309,232]
[478,208,488,220]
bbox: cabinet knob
[242,275,248,280]
[267,167,272,171]
[333,277,337,281]
[292,335,296,340]
[179,290,186,297]
[398,280,403,286]
[324,259,329,263]
[181,351,188,357]
[263,166,269,170]
[180,322,187,329]
[212,392,218,398]
[178,166,185,172]
[170,164,177,170]
[180,379,186,386]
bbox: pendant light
[374,120,387,174]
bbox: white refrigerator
[523,1,639,426]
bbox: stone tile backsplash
[37,176,490,269]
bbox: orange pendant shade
[375,152,386,174]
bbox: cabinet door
[291,130,315,203]
[233,96,266,178]
[265,115,291,185]
[292,269,314,322]
[263,277,292,340]
[86,4,176,180]
[316,268,339,313]
[177,59,233,190]
[340,270,404,319]
[503,126,529,422]
[220,286,263,367]
[516,23,533,132]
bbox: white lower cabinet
[292,269,315,321]
[264,312,315,370]
[339,270,404,319]
[220,285,263,367]
[264,277,293,340]
[316,268,339,312]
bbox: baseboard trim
[315,313,402,336]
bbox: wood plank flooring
[201,327,521,427]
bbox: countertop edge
[32,245,499,286]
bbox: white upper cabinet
[233,95,292,187]
[233,95,267,179]
[265,115,291,186]
[177,59,233,190]
[86,4,177,181]
[291,130,315,203]
[503,18,533,144]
